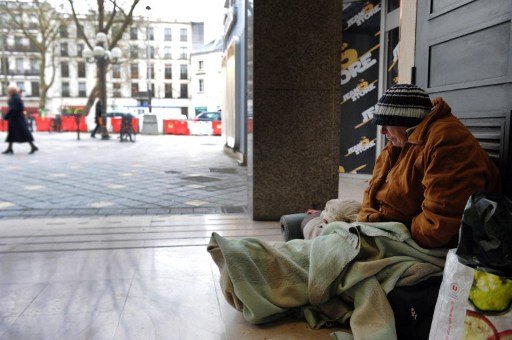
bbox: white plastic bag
[429,250,512,339]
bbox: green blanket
[207,221,449,339]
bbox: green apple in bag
[469,270,512,314]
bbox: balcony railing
[6,45,39,53]
[0,69,40,76]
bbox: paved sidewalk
[0,132,247,218]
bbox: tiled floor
[0,133,247,218]
[0,214,349,339]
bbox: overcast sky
[50,0,225,42]
[133,0,225,42]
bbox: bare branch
[109,0,141,49]
[66,0,93,49]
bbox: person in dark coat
[91,99,102,138]
[3,86,38,154]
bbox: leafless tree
[0,0,62,110]
[65,0,141,116]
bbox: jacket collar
[407,97,452,145]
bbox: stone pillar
[141,114,159,135]
[249,0,343,220]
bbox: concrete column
[249,0,343,220]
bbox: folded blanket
[207,221,448,339]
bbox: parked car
[194,111,221,121]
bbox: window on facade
[180,84,188,98]
[78,62,86,78]
[29,40,37,52]
[15,58,23,74]
[130,27,138,40]
[131,83,139,97]
[78,82,86,97]
[149,64,154,79]
[30,58,39,73]
[62,82,70,97]
[112,64,121,79]
[164,28,172,41]
[180,28,187,42]
[77,43,84,57]
[164,47,172,59]
[181,107,188,118]
[147,46,155,59]
[165,65,172,79]
[179,47,188,59]
[14,36,23,49]
[31,82,39,97]
[198,60,204,71]
[147,27,154,40]
[131,63,139,78]
[180,64,188,79]
[113,83,121,98]
[16,82,24,92]
[60,42,68,57]
[0,37,6,50]
[130,45,139,59]
[1,57,8,74]
[198,79,204,92]
[151,83,155,97]
[165,83,173,98]
[60,25,68,38]
[61,62,69,78]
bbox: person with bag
[2,86,38,154]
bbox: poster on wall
[339,1,381,175]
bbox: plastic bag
[429,250,512,339]
[456,192,512,277]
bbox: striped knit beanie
[372,84,432,127]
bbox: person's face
[381,125,408,147]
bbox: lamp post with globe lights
[145,5,152,113]
[83,32,122,140]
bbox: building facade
[189,38,223,116]
[0,2,219,131]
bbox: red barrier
[163,119,176,134]
[212,120,222,135]
[61,116,88,132]
[163,119,190,135]
[0,120,7,131]
[176,120,190,135]
[113,117,139,133]
[111,117,122,133]
[36,118,52,132]
[132,118,139,133]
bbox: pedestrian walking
[91,100,102,138]
[2,86,38,154]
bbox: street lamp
[145,5,152,113]
[83,32,122,140]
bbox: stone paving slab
[0,133,247,218]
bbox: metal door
[415,0,512,196]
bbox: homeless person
[207,84,500,339]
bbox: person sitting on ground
[356,83,500,248]
[207,84,501,339]
[2,86,38,155]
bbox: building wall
[222,0,246,162]
[0,5,213,126]
[190,49,223,114]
